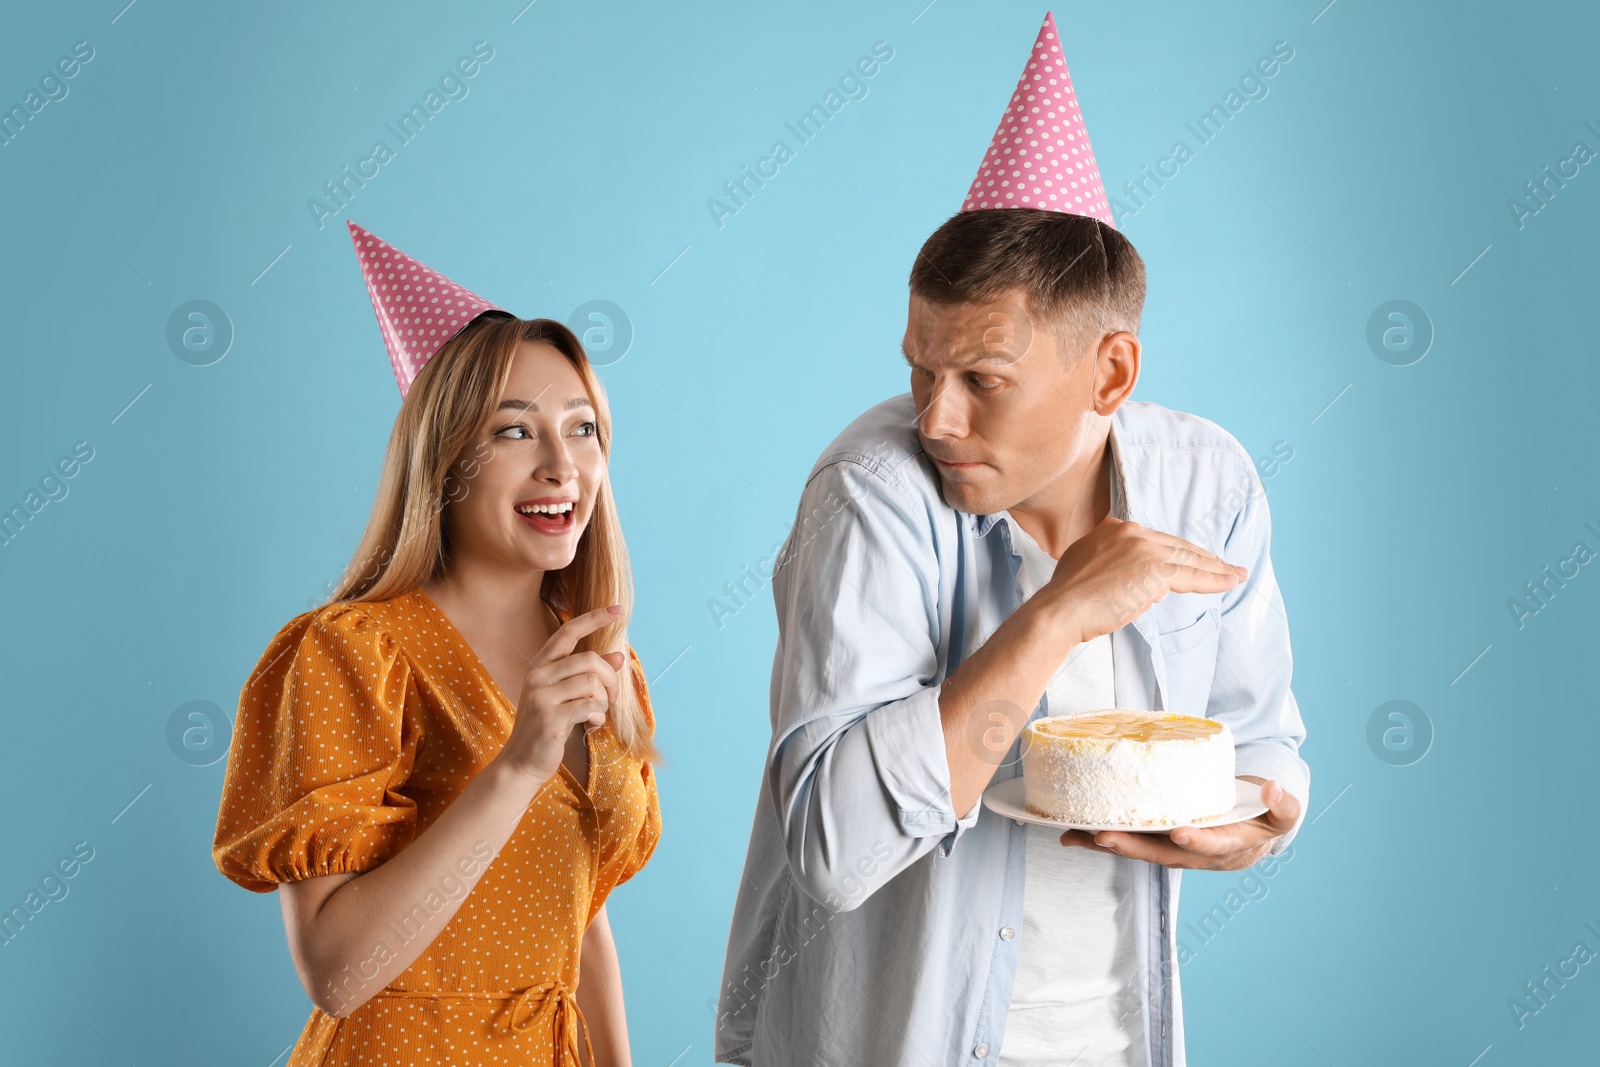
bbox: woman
[213,224,660,1066]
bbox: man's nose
[917,380,965,439]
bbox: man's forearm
[939,595,1078,816]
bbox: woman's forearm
[280,757,548,1016]
[576,906,632,1067]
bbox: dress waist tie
[373,981,591,1065]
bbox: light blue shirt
[715,393,1310,1067]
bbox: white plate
[981,777,1267,834]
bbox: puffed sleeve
[613,646,661,887]
[212,604,419,893]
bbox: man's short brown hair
[909,209,1146,348]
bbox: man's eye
[970,374,1002,390]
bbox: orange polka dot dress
[212,588,661,1066]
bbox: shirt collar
[971,410,1138,540]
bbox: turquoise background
[2,0,1596,1063]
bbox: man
[716,14,1308,1067]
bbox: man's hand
[1036,515,1248,647]
[1058,778,1301,871]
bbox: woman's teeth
[516,502,574,516]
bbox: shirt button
[999,926,1015,941]
[973,1044,990,1059]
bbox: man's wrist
[1018,586,1088,652]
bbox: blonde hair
[332,313,658,762]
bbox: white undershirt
[999,521,1147,1067]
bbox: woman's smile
[514,496,579,536]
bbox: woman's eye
[495,423,532,440]
[573,420,598,437]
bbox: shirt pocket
[1156,608,1220,717]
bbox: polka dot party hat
[347,221,505,395]
[960,12,1114,227]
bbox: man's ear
[1091,330,1140,417]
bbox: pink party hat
[960,12,1114,226]
[347,221,505,395]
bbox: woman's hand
[495,605,626,786]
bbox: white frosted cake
[1020,710,1236,826]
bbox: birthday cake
[1020,710,1236,826]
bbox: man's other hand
[1058,778,1301,871]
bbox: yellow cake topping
[1028,710,1222,742]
